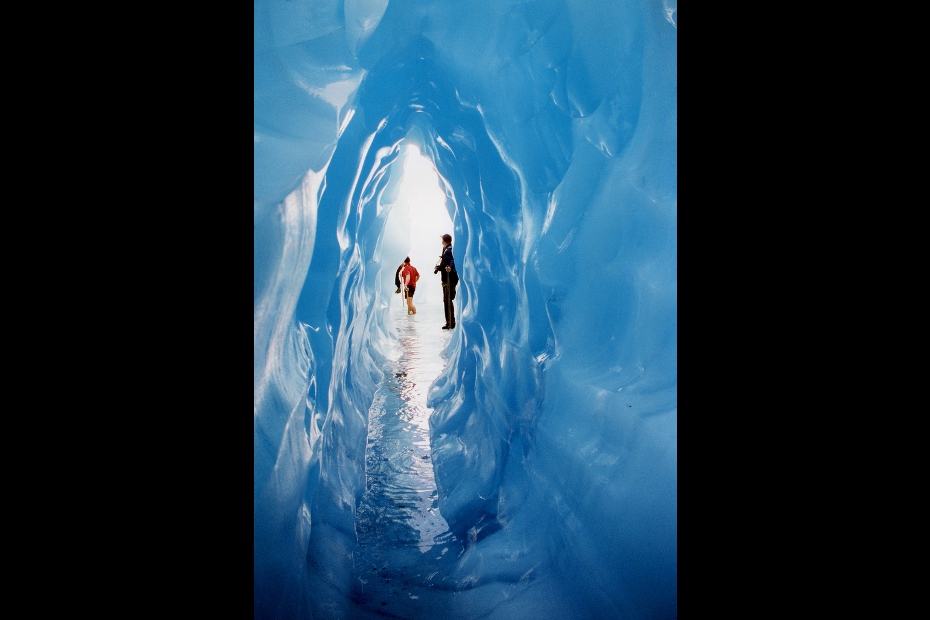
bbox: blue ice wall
[254,1,676,618]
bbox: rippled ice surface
[351,302,464,619]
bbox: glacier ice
[254,0,676,618]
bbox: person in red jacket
[400,256,420,315]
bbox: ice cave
[254,0,676,618]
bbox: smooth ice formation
[254,1,676,618]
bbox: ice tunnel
[254,1,676,618]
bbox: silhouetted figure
[394,263,403,294]
[435,234,458,329]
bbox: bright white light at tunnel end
[393,144,454,295]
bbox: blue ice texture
[255,0,676,618]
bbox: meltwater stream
[350,302,464,619]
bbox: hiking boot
[395,287,401,294]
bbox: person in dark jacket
[434,233,458,329]
[394,263,404,294]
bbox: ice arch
[254,1,676,619]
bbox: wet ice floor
[350,301,464,619]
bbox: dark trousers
[442,281,457,327]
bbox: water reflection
[356,302,453,551]
[351,303,462,617]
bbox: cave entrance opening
[380,142,454,308]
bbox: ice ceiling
[255,1,676,618]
